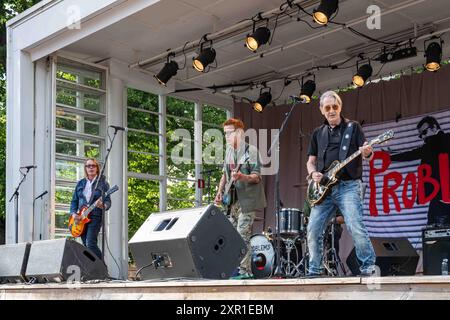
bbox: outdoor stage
[1,276,449,300]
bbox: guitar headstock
[107,185,119,196]
[370,130,394,145]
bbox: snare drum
[278,208,304,237]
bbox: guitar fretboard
[334,141,375,173]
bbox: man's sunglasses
[418,127,431,138]
[323,104,340,112]
[85,164,97,168]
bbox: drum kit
[250,208,346,278]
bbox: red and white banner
[362,109,450,250]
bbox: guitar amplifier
[423,226,450,275]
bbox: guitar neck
[82,200,98,218]
[224,163,242,193]
[334,141,375,173]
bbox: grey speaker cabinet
[0,242,31,283]
[129,204,247,280]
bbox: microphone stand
[9,167,35,243]
[33,191,48,240]
[93,127,121,263]
[267,99,299,277]
[201,167,221,203]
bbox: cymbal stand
[323,220,346,276]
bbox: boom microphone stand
[267,97,301,277]
[9,165,36,243]
[93,125,124,262]
[201,167,221,203]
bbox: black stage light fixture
[154,53,178,86]
[313,0,339,25]
[253,88,272,113]
[193,36,216,72]
[353,63,373,87]
[424,37,443,72]
[377,46,417,64]
[246,24,271,52]
[299,76,316,103]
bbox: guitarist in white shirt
[306,91,376,277]
[215,118,267,280]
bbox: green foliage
[0,0,43,221]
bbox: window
[166,97,196,208]
[126,88,162,238]
[201,104,227,204]
[53,58,107,238]
[125,88,229,238]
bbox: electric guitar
[307,130,394,206]
[68,185,119,237]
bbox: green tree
[0,1,42,225]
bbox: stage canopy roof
[8,0,450,108]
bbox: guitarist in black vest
[306,91,376,277]
[214,118,267,280]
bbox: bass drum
[250,234,275,279]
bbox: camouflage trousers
[228,201,256,275]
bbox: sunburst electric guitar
[307,130,394,206]
[68,185,119,237]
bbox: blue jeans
[80,215,103,260]
[307,179,375,275]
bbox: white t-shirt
[83,176,98,204]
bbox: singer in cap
[69,158,111,259]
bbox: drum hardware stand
[323,219,346,277]
[280,236,299,277]
[293,233,309,277]
[267,97,301,278]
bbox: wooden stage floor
[1,276,450,300]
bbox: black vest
[317,118,355,172]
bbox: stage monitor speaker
[129,204,247,280]
[0,242,31,283]
[25,239,108,283]
[346,237,419,276]
[423,226,450,275]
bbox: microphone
[109,125,128,132]
[20,165,37,169]
[34,190,48,201]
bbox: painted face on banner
[418,122,439,141]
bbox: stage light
[193,47,216,72]
[313,0,339,25]
[154,54,178,86]
[299,79,316,103]
[253,88,272,113]
[425,41,442,72]
[246,26,271,52]
[352,64,373,87]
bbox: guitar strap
[338,121,355,161]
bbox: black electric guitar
[307,130,394,206]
